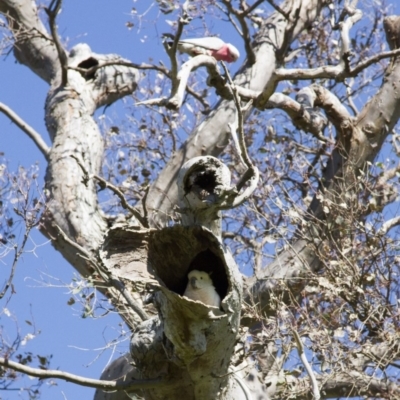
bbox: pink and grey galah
[177,37,240,63]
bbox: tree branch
[163,0,190,89]
[0,102,49,160]
[220,0,256,64]
[378,216,400,235]
[0,357,166,392]
[137,55,219,109]
[44,0,68,86]
[292,330,320,400]
[54,224,149,325]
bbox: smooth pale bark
[43,44,139,275]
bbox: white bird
[183,270,221,308]
[177,37,240,63]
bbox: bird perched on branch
[183,270,221,308]
[177,37,240,63]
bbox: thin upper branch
[163,0,191,88]
[220,0,256,64]
[274,46,400,81]
[222,62,260,207]
[44,0,68,85]
[0,102,50,160]
[93,174,149,228]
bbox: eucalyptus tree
[1,0,400,399]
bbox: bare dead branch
[137,55,220,109]
[44,0,68,86]
[219,0,256,64]
[292,330,321,400]
[54,224,149,323]
[70,154,148,227]
[0,356,166,392]
[222,62,260,206]
[0,102,49,160]
[70,60,169,79]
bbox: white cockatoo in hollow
[183,270,221,308]
[177,37,240,63]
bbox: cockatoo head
[187,270,214,290]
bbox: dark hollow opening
[77,57,99,80]
[186,170,217,196]
[184,249,229,301]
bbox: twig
[70,61,169,80]
[0,227,31,299]
[266,0,290,20]
[45,0,68,86]
[93,174,149,228]
[54,224,149,322]
[70,155,148,227]
[221,62,260,207]
[219,0,256,64]
[163,0,191,87]
[223,63,253,169]
[0,102,50,160]
[292,330,321,400]
[0,357,166,392]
